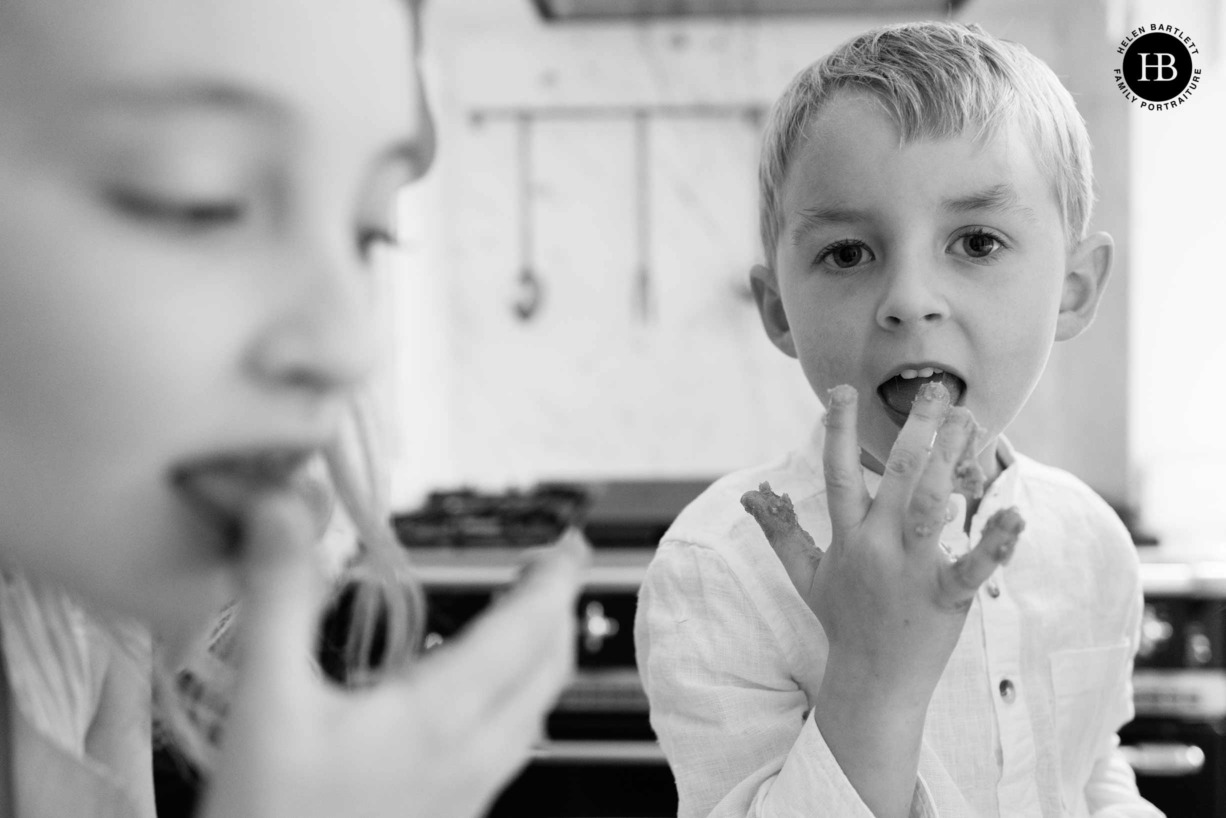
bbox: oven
[415,547,676,818]
[1121,558,1226,817]
[397,481,705,818]
[422,557,1226,818]
[152,547,678,818]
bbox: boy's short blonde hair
[758,21,1094,265]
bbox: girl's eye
[952,229,1007,260]
[815,239,875,272]
[106,188,244,231]
[356,227,400,263]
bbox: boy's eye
[106,188,244,231]
[951,229,1007,260]
[815,239,875,271]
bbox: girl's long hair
[320,386,426,683]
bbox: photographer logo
[1114,25,1202,110]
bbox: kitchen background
[379,0,1223,544]
[373,0,1223,815]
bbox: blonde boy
[635,22,1160,818]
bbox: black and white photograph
[0,0,1222,816]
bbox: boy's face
[0,0,431,646]
[756,92,1091,474]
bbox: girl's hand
[199,492,588,818]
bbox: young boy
[635,22,1161,818]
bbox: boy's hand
[747,383,1021,696]
[200,489,589,818]
[817,383,1022,697]
[742,383,1022,817]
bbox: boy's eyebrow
[941,184,1038,224]
[789,183,1039,245]
[789,204,870,245]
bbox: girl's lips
[169,449,316,555]
[171,448,315,484]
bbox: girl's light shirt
[0,571,154,818]
[634,423,1163,818]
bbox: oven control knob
[582,601,620,654]
[1186,623,1213,666]
[1138,604,1173,660]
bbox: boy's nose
[244,248,379,397]
[875,264,950,330]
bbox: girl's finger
[822,385,871,537]
[873,381,952,521]
[940,507,1024,602]
[231,489,329,696]
[468,601,577,769]
[902,407,973,552]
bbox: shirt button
[999,679,1016,703]
[986,580,1000,598]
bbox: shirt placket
[971,470,1041,818]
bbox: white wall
[1127,0,1226,541]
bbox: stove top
[392,479,713,549]
[392,484,589,548]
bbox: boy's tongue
[880,371,963,416]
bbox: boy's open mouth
[876,365,966,429]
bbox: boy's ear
[1055,231,1114,342]
[749,264,798,358]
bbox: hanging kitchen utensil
[733,106,766,304]
[513,111,544,323]
[633,111,652,323]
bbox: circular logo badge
[1122,33,1193,101]
[1114,25,1203,111]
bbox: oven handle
[531,740,667,765]
[1119,742,1206,777]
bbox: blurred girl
[0,0,586,815]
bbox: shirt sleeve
[635,540,936,818]
[1085,742,1164,817]
[1084,519,1164,818]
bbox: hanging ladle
[633,110,652,323]
[512,111,544,323]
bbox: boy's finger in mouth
[877,365,967,429]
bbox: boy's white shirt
[635,421,1164,818]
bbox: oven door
[489,742,676,818]
[1119,717,1226,818]
[425,571,679,818]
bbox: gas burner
[392,484,589,548]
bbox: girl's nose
[244,249,379,397]
[407,74,437,183]
[875,261,950,330]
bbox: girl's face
[0,0,432,647]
